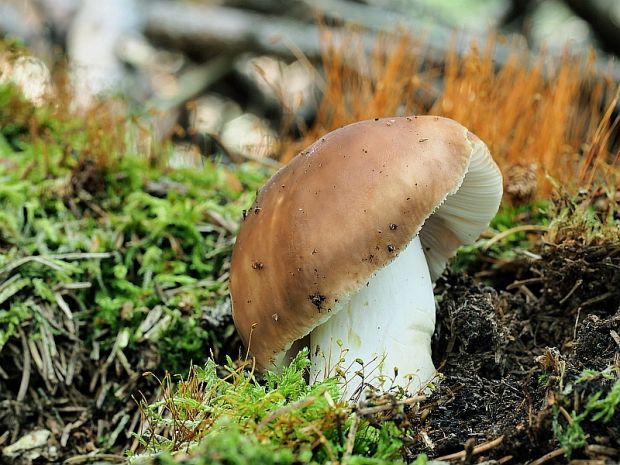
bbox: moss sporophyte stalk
[132,350,418,465]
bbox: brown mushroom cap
[230,116,502,369]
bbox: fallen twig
[342,413,360,463]
[528,448,565,465]
[256,395,320,431]
[17,329,31,402]
[0,252,112,276]
[356,394,426,416]
[585,443,619,457]
[483,225,550,250]
[144,0,620,83]
[435,435,505,461]
[63,453,126,464]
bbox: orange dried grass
[280,30,434,160]
[433,41,617,196]
[283,32,619,198]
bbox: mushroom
[230,116,503,396]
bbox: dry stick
[145,0,620,82]
[483,225,550,250]
[0,256,65,275]
[47,252,113,260]
[343,413,360,462]
[580,292,613,308]
[559,278,583,305]
[356,395,426,415]
[61,417,88,448]
[149,56,235,112]
[63,454,125,464]
[585,443,620,457]
[573,307,582,341]
[528,447,565,465]
[256,395,320,431]
[563,0,620,67]
[17,329,31,401]
[208,132,283,169]
[55,292,76,334]
[309,423,337,462]
[568,460,607,465]
[0,252,112,275]
[506,277,545,290]
[244,324,257,363]
[518,285,538,302]
[435,435,505,461]
[558,405,574,424]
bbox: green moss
[131,350,410,465]
[0,81,267,374]
[151,429,300,465]
[552,369,620,459]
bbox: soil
[401,237,620,464]
[1,218,619,464]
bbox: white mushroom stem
[309,235,436,398]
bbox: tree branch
[562,0,620,57]
[144,0,620,83]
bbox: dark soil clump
[404,235,620,464]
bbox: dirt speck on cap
[309,292,327,311]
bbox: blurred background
[1,0,619,194]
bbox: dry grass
[280,30,432,161]
[1,47,163,184]
[282,32,619,199]
[433,41,618,197]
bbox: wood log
[144,0,620,82]
[144,2,324,61]
[67,0,143,108]
[562,0,620,57]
